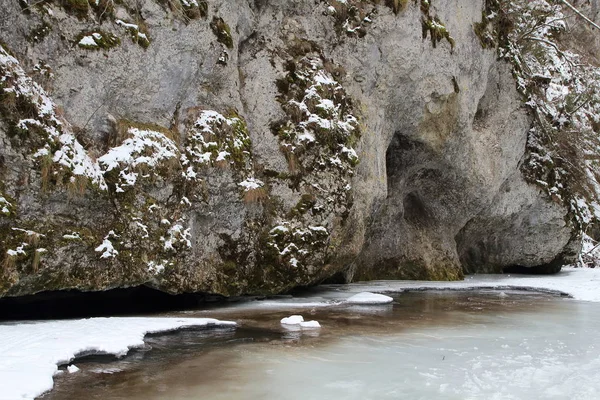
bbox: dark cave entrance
[0,287,228,321]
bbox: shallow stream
[42,290,600,399]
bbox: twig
[559,0,600,31]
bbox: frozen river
[41,289,600,400]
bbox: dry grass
[3,254,16,271]
[280,144,299,174]
[26,232,41,247]
[215,158,230,169]
[40,155,53,192]
[31,250,41,272]
[66,174,88,197]
[385,0,409,14]
[117,119,180,145]
[243,187,268,203]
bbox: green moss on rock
[210,16,234,49]
[422,15,455,51]
[115,20,151,49]
[27,22,52,43]
[76,31,120,50]
[353,258,464,281]
[60,0,89,19]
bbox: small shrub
[422,16,455,51]
[243,187,268,203]
[385,0,408,14]
[3,253,16,271]
[39,154,53,192]
[66,174,89,197]
[117,119,179,144]
[31,249,42,272]
[76,31,120,50]
[61,0,89,18]
[27,22,52,43]
[89,0,115,21]
[116,20,151,49]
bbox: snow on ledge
[0,317,236,400]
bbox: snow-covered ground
[200,267,600,314]
[343,267,600,302]
[0,317,235,400]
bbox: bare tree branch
[559,0,600,31]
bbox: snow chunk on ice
[67,365,80,374]
[299,320,321,329]
[280,315,304,325]
[281,315,321,329]
[346,292,394,305]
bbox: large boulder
[0,0,579,298]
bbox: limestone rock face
[0,0,578,297]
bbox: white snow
[270,225,289,235]
[115,19,139,30]
[78,36,97,47]
[66,365,79,374]
[162,222,192,252]
[0,46,106,190]
[308,226,328,234]
[95,231,119,259]
[0,197,11,215]
[238,177,264,191]
[6,244,27,257]
[280,315,304,325]
[98,128,180,191]
[346,292,394,305]
[299,320,321,329]
[147,260,166,275]
[280,315,320,329]
[346,267,600,303]
[217,267,600,315]
[278,56,358,176]
[0,317,235,400]
[184,110,248,169]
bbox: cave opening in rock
[0,287,227,321]
[385,131,435,227]
[385,130,411,196]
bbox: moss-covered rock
[210,16,233,49]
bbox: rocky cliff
[0,0,598,298]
